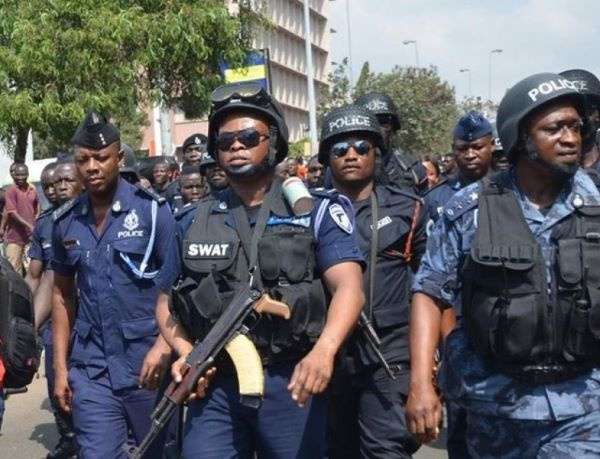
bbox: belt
[491,362,594,385]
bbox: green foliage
[288,137,310,159]
[0,0,257,160]
[458,96,499,121]
[319,61,459,157]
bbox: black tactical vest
[462,172,600,380]
[172,186,328,365]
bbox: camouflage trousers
[466,409,600,458]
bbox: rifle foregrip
[255,294,291,320]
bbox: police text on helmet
[527,78,577,102]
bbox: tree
[0,0,258,161]
[369,66,459,156]
[316,58,352,127]
[458,96,499,122]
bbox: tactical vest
[462,172,600,381]
[172,188,328,365]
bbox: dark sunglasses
[330,139,373,158]
[216,128,270,151]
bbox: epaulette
[422,177,449,197]
[443,187,479,222]
[134,182,166,204]
[385,183,422,202]
[36,206,54,221]
[173,201,199,221]
[309,187,338,199]
[52,197,79,222]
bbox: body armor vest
[462,172,600,380]
[172,188,327,365]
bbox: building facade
[139,0,331,156]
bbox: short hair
[181,164,201,176]
[41,161,58,175]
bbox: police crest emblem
[329,203,353,234]
[123,209,139,231]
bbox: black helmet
[119,142,140,183]
[497,72,586,160]
[559,69,600,104]
[199,150,216,172]
[355,91,401,131]
[207,82,289,163]
[318,105,383,164]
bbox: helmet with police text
[491,121,504,152]
[199,150,216,172]
[207,82,289,163]
[559,69,600,104]
[496,72,587,160]
[355,91,401,131]
[318,104,383,164]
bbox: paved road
[0,358,447,458]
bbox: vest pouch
[564,298,597,359]
[257,236,280,281]
[582,241,600,288]
[557,239,583,289]
[259,233,314,283]
[587,289,600,340]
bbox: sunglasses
[330,139,373,158]
[216,128,270,151]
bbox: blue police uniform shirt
[175,187,364,275]
[351,184,427,365]
[51,178,180,390]
[412,168,600,421]
[423,175,464,224]
[28,208,55,269]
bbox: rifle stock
[125,285,290,459]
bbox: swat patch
[329,203,353,234]
[185,242,232,259]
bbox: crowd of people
[0,66,599,459]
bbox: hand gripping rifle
[125,284,291,459]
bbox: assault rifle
[358,311,396,380]
[125,285,291,459]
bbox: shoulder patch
[310,187,337,199]
[52,197,79,222]
[329,203,353,234]
[444,188,479,222]
[135,183,166,204]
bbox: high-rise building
[139,0,331,156]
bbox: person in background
[179,165,205,206]
[422,157,441,190]
[4,163,39,275]
[152,160,172,197]
[199,152,229,196]
[306,155,325,188]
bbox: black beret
[71,110,120,149]
[182,133,208,152]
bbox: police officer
[322,105,427,458]
[152,159,172,197]
[199,151,229,196]
[407,73,600,457]
[51,111,180,458]
[560,69,600,171]
[157,81,365,458]
[491,123,510,172]
[178,164,205,206]
[424,110,494,224]
[355,91,420,189]
[27,158,82,459]
[165,133,208,211]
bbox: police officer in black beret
[322,105,428,458]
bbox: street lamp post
[303,0,318,154]
[460,68,471,98]
[403,40,420,68]
[488,48,503,101]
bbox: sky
[327,0,600,103]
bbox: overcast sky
[327,0,599,104]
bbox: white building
[140,0,331,155]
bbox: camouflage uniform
[412,168,600,458]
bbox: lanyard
[119,199,159,279]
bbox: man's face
[306,158,324,188]
[74,142,122,196]
[492,152,511,172]
[41,169,57,205]
[204,164,228,190]
[376,114,396,147]
[525,102,582,175]
[180,173,204,204]
[328,135,376,188]
[217,115,271,177]
[453,135,493,183]
[183,145,204,166]
[153,163,170,186]
[286,158,298,176]
[441,154,457,174]
[274,162,290,180]
[54,163,83,204]
[13,165,29,188]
